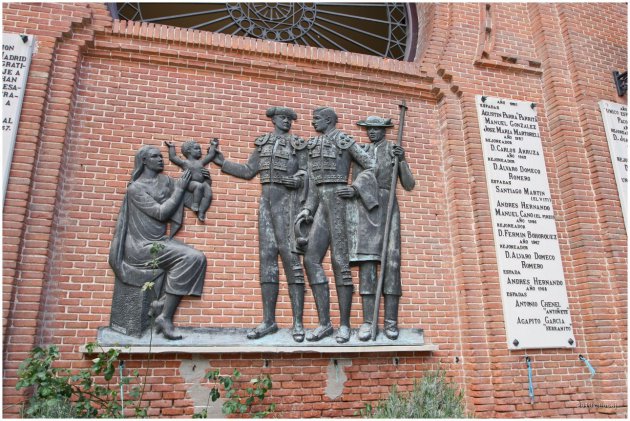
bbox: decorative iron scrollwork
[111,3,415,61]
[226,3,317,42]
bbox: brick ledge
[110,19,427,76]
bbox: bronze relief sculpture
[107,105,416,345]
[212,107,309,342]
[349,114,415,340]
[295,107,378,343]
[109,145,207,340]
[165,139,217,222]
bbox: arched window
[110,3,418,61]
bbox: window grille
[110,3,417,61]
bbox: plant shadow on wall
[357,369,470,418]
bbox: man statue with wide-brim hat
[348,115,415,340]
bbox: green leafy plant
[141,281,155,292]
[16,344,149,418]
[358,369,469,418]
[22,396,77,418]
[15,346,74,418]
[193,368,275,418]
[148,242,165,271]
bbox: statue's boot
[247,283,279,339]
[246,322,278,339]
[384,295,400,340]
[306,284,333,342]
[155,293,183,340]
[357,294,375,341]
[335,285,353,343]
[288,284,305,342]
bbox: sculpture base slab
[87,326,437,354]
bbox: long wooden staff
[371,100,408,340]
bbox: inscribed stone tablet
[598,100,628,231]
[476,95,575,350]
[2,33,34,202]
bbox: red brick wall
[3,2,627,418]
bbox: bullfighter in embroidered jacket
[213,106,309,342]
[295,107,378,343]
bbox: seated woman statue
[109,145,207,340]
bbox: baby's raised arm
[164,141,186,168]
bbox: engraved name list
[476,95,575,350]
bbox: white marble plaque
[598,100,628,232]
[2,33,34,203]
[476,95,575,350]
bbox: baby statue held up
[165,138,218,221]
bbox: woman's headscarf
[130,145,160,183]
